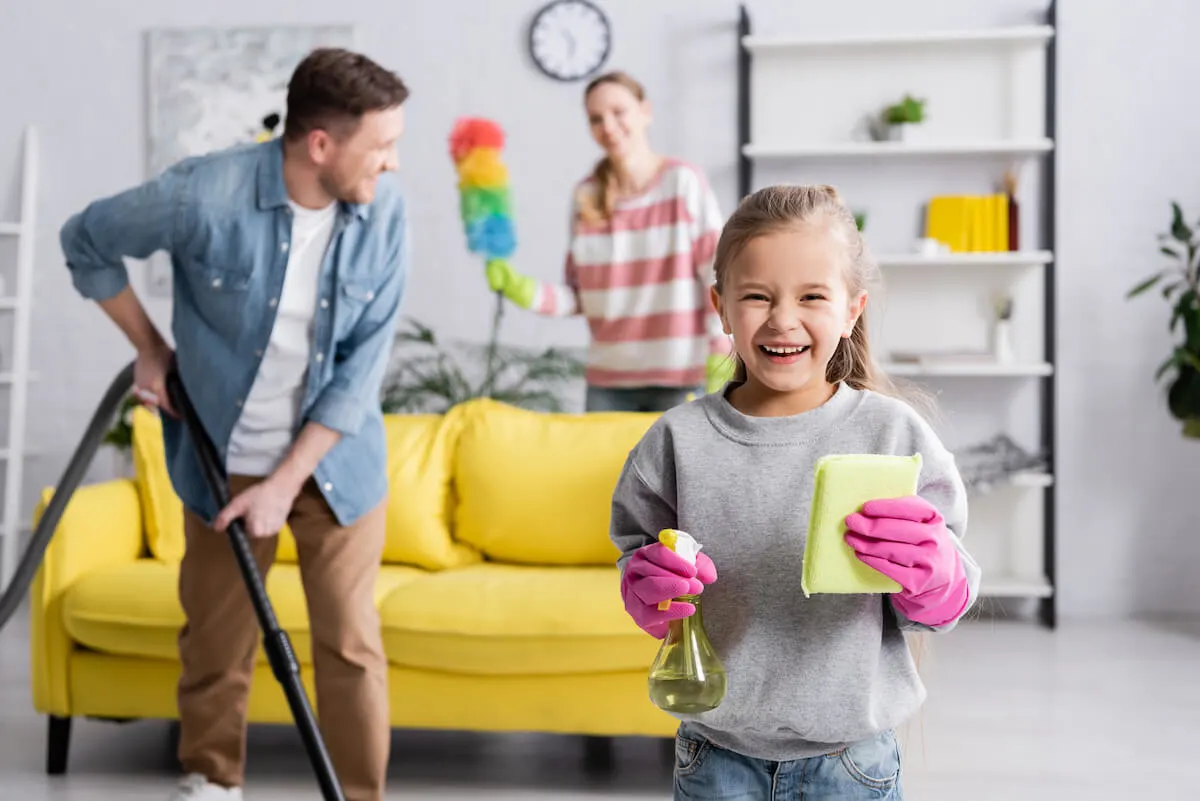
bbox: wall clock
[528,0,612,82]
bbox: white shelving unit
[882,362,1054,378]
[736,5,1058,626]
[743,140,1054,159]
[876,251,1054,269]
[0,126,38,587]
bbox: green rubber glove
[485,258,537,309]
[706,353,736,394]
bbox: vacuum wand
[164,369,346,801]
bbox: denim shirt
[60,138,409,526]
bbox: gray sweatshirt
[610,382,981,761]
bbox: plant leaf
[1166,361,1200,421]
[1181,348,1200,373]
[1156,353,1181,381]
[1171,200,1193,242]
[378,315,585,415]
[1128,273,1164,298]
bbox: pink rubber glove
[843,496,969,627]
[621,543,718,639]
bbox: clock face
[528,0,612,82]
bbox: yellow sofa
[30,397,677,773]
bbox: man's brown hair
[284,48,410,141]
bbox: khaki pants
[176,475,389,801]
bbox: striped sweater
[531,158,729,388]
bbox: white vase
[886,122,927,144]
[992,320,1014,363]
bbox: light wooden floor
[2,606,1195,800]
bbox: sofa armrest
[30,478,144,716]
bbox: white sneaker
[170,773,244,800]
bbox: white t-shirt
[226,199,337,476]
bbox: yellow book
[948,196,967,252]
[800,453,923,596]
[975,195,989,252]
[995,193,1009,251]
[930,196,946,250]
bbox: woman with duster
[483,70,733,412]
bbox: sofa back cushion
[130,405,480,571]
[452,398,658,565]
[380,408,481,570]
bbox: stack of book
[924,193,1017,252]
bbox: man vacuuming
[59,48,411,801]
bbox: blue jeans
[673,725,904,800]
[584,384,702,413]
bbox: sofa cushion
[380,407,481,570]
[130,405,481,571]
[61,559,424,664]
[379,563,658,676]
[452,398,658,565]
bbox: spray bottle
[647,529,727,714]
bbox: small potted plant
[103,392,141,475]
[880,94,927,143]
[1127,201,1200,438]
[379,318,585,414]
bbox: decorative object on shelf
[914,237,950,257]
[992,294,1015,363]
[528,0,612,82]
[952,434,1046,494]
[924,192,1010,253]
[379,319,585,415]
[888,348,994,367]
[1003,169,1020,250]
[877,93,926,142]
[1127,200,1200,438]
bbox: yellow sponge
[801,453,922,597]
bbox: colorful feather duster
[450,118,516,263]
[448,117,517,377]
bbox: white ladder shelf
[0,126,37,587]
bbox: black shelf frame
[1038,0,1058,630]
[735,2,1059,629]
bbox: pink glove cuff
[891,564,970,627]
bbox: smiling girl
[610,184,981,799]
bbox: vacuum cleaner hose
[0,362,347,799]
[0,360,134,632]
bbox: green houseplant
[101,392,140,475]
[880,94,927,142]
[1128,200,1200,438]
[379,318,585,414]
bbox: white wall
[1056,0,1200,617]
[0,0,1196,617]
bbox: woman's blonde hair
[713,184,900,397]
[577,71,647,224]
